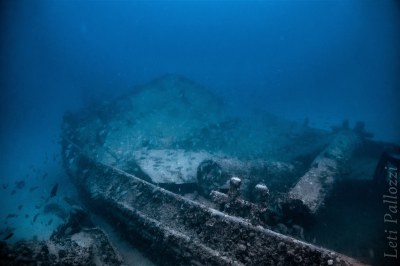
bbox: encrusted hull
[60,75,375,265]
[62,139,364,266]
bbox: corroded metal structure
[285,131,360,216]
[61,75,368,265]
[62,138,364,265]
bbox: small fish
[1,183,8,189]
[50,183,58,198]
[3,232,14,240]
[47,219,53,226]
[15,180,26,189]
[6,214,18,219]
[25,214,29,219]
[18,204,23,210]
[33,213,39,223]
[29,186,39,192]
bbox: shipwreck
[60,74,399,265]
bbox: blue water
[0,0,399,244]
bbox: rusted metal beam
[285,131,360,216]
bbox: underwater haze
[0,0,399,264]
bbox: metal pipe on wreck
[284,130,360,217]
